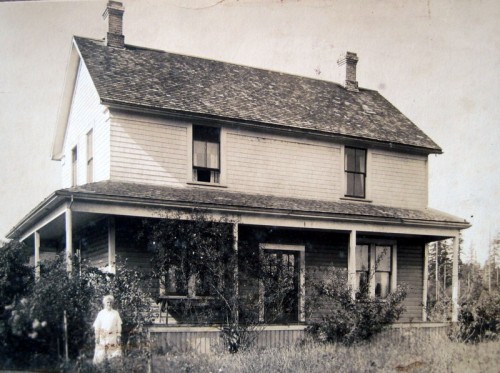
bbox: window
[158,245,212,298]
[355,243,393,299]
[71,146,78,187]
[345,147,366,198]
[259,244,305,323]
[192,125,220,183]
[375,245,391,298]
[87,130,93,183]
[355,244,369,292]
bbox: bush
[2,253,152,370]
[307,268,407,345]
[0,240,34,369]
[455,289,500,342]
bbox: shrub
[454,289,500,342]
[307,268,407,345]
[2,253,152,369]
[0,240,34,369]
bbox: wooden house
[7,1,469,351]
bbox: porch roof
[8,181,470,239]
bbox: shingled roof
[74,36,441,153]
[61,181,466,226]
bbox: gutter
[8,186,469,240]
[6,192,66,239]
[56,189,470,231]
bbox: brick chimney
[337,52,359,92]
[102,1,125,48]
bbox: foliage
[306,267,407,345]
[1,252,152,370]
[0,240,33,307]
[453,289,500,343]
[137,213,301,352]
[138,212,242,348]
[149,333,500,373]
[0,240,34,368]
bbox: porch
[9,183,468,352]
[22,210,460,325]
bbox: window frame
[355,240,397,299]
[344,146,367,198]
[192,125,221,184]
[86,129,93,183]
[71,146,78,187]
[258,244,305,323]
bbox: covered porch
[9,181,469,351]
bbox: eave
[103,99,443,156]
[51,38,84,161]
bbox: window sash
[193,140,220,170]
[87,130,93,183]
[192,126,221,183]
[71,146,77,186]
[345,147,366,198]
[355,243,393,299]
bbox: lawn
[146,333,499,373]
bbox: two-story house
[8,1,469,351]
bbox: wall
[369,149,428,208]
[62,61,109,187]
[226,129,341,201]
[397,240,425,322]
[109,114,188,187]
[79,220,108,268]
[105,113,429,209]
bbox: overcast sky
[1,0,499,263]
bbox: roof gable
[73,36,441,153]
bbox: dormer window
[345,147,366,198]
[192,125,220,183]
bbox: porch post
[232,223,239,324]
[108,217,116,274]
[452,235,460,322]
[422,243,429,321]
[34,231,40,280]
[348,230,357,299]
[65,208,73,274]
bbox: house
[7,1,469,351]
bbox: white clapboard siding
[94,115,110,182]
[109,116,188,186]
[369,150,428,209]
[226,131,341,201]
[61,61,109,187]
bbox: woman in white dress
[93,295,122,364]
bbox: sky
[0,0,499,263]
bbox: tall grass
[150,332,499,373]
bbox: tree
[136,211,300,352]
[0,240,34,368]
[2,252,152,370]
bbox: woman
[93,295,122,364]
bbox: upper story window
[192,125,220,183]
[345,147,366,198]
[87,130,93,183]
[71,146,78,187]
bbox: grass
[149,333,500,373]
[54,331,500,372]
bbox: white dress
[93,309,122,364]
